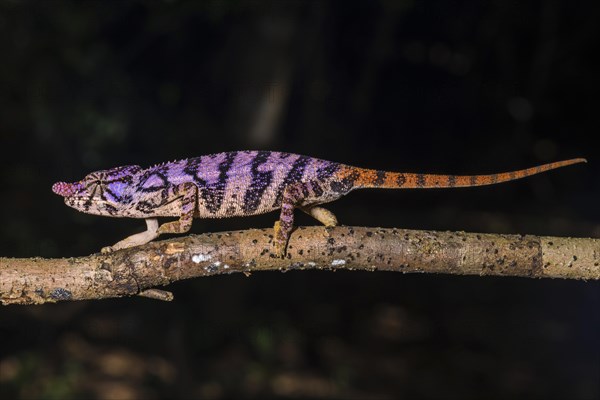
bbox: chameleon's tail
[343,158,587,189]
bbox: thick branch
[1,227,598,305]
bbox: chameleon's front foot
[100,218,160,253]
[273,220,289,258]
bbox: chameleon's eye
[85,179,101,190]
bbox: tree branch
[1,227,598,305]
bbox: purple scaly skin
[52,151,585,256]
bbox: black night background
[0,1,598,399]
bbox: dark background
[1,1,598,399]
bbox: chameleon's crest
[52,165,142,217]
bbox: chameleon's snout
[52,181,79,197]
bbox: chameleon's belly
[196,196,280,219]
[194,179,345,219]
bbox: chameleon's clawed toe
[157,222,179,235]
[273,241,287,258]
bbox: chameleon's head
[52,165,142,216]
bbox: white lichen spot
[191,254,212,263]
[331,259,346,266]
[307,262,316,267]
[223,264,230,269]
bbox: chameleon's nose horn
[52,182,77,197]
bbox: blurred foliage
[0,1,598,399]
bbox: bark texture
[1,227,598,305]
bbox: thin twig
[1,227,598,305]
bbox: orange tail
[343,158,587,189]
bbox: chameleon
[52,151,586,256]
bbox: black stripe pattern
[184,152,237,214]
[243,151,274,213]
[272,155,310,207]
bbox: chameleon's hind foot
[301,206,338,227]
[273,182,325,258]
